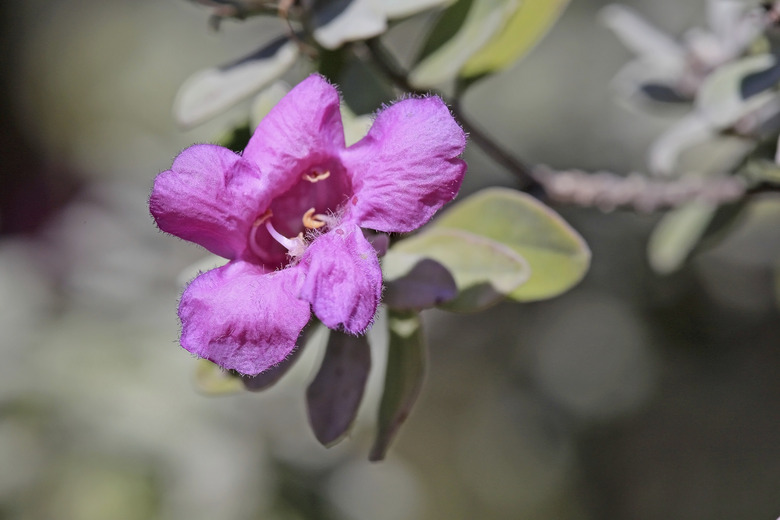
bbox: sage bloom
[150,74,466,375]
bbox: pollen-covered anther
[302,207,328,229]
[302,170,331,183]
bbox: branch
[535,166,750,212]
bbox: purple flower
[150,74,466,375]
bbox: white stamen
[265,221,297,250]
[265,221,307,258]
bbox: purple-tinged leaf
[306,331,371,446]
[383,258,457,311]
[369,311,426,461]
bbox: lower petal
[179,261,310,376]
[299,224,382,334]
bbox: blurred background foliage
[1,0,780,519]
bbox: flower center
[246,166,349,267]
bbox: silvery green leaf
[173,37,299,128]
[459,0,570,79]
[706,0,744,41]
[369,311,425,461]
[611,60,691,107]
[600,4,685,69]
[648,113,715,176]
[648,200,718,274]
[409,0,517,88]
[431,188,590,301]
[249,81,290,130]
[390,228,530,311]
[696,54,778,129]
[306,331,371,447]
[312,0,386,50]
[382,0,452,19]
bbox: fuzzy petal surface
[179,261,311,375]
[340,96,466,232]
[150,144,266,260]
[299,224,382,334]
[243,75,346,200]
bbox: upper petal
[340,96,467,232]
[243,74,346,200]
[150,144,266,260]
[179,261,311,376]
[298,224,382,334]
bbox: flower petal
[299,224,382,334]
[179,261,311,376]
[340,96,467,232]
[243,74,346,199]
[150,144,266,260]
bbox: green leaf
[173,37,298,128]
[369,311,426,461]
[742,158,780,185]
[390,228,530,311]
[306,331,371,447]
[647,200,718,275]
[338,53,397,115]
[409,0,517,88]
[415,0,473,64]
[459,0,570,78]
[193,360,244,396]
[432,187,590,301]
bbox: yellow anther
[302,207,327,229]
[253,209,273,227]
[302,170,331,183]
